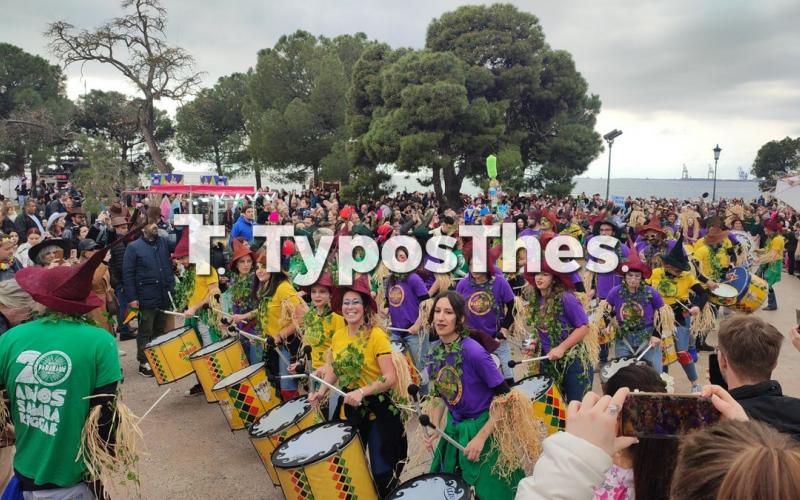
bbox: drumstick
[307,373,348,398]
[635,344,653,362]
[388,327,412,333]
[167,291,177,311]
[508,355,549,368]
[418,414,467,453]
[137,387,172,424]
[226,325,270,345]
[160,309,198,319]
[407,384,431,438]
[210,306,233,318]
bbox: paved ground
[115,274,800,499]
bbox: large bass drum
[386,473,473,499]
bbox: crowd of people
[0,182,799,499]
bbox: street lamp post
[603,129,623,201]
[712,144,722,202]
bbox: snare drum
[709,283,738,307]
[249,396,324,486]
[189,337,249,402]
[599,356,648,384]
[143,326,201,385]
[731,272,768,313]
[212,362,280,431]
[661,334,678,366]
[271,422,377,500]
[386,473,473,499]
[727,266,751,299]
[514,376,566,435]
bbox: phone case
[619,392,721,438]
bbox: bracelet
[358,388,366,398]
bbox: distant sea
[151,171,765,202]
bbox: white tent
[773,172,800,211]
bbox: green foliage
[751,137,800,190]
[247,31,368,183]
[70,135,137,214]
[176,73,250,175]
[339,165,394,205]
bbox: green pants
[431,411,524,500]
[137,308,167,364]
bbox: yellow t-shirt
[330,326,392,390]
[764,234,785,263]
[647,268,700,305]
[692,238,732,280]
[259,280,301,338]
[188,268,218,309]
[304,311,346,369]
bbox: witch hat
[229,237,256,270]
[616,240,652,279]
[661,232,690,271]
[637,215,666,236]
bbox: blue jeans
[666,320,698,383]
[278,345,297,391]
[540,358,593,403]
[367,419,391,475]
[599,343,610,364]
[614,333,662,374]
[390,332,430,389]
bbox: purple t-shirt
[427,337,504,423]
[387,273,428,329]
[606,284,665,331]
[586,236,630,299]
[456,275,514,336]
[533,292,589,353]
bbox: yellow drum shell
[143,326,201,385]
[661,334,678,366]
[514,375,566,435]
[249,396,324,486]
[212,363,281,431]
[272,422,377,500]
[731,273,768,314]
[189,338,249,403]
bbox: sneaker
[118,350,127,357]
[119,331,138,341]
[184,383,203,397]
[139,363,154,378]
[763,305,777,311]
[697,341,715,352]
[691,384,702,393]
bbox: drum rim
[249,395,312,438]
[270,421,357,469]
[386,472,472,499]
[600,356,647,383]
[211,362,265,391]
[189,337,239,359]
[712,283,738,298]
[144,325,195,348]
[514,375,553,400]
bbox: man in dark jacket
[109,216,135,340]
[123,213,175,377]
[717,315,800,441]
[14,199,45,244]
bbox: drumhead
[211,362,265,392]
[386,473,471,499]
[490,354,501,369]
[189,337,239,359]
[600,357,647,384]
[391,341,405,354]
[271,422,356,469]
[249,396,310,438]
[712,284,738,298]
[145,326,193,348]
[514,376,552,400]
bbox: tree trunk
[443,164,466,209]
[253,163,262,189]
[139,100,170,172]
[431,166,444,205]
[214,145,223,175]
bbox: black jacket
[122,235,175,309]
[730,380,800,441]
[14,213,43,243]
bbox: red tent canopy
[147,184,255,195]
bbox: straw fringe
[510,296,530,345]
[390,351,415,405]
[78,398,143,498]
[434,273,453,294]
[591,300,616,344]
[654,304,677,338]
[489,389,544,478]
[690,302,717,338]
[417,298,434,332]
[0,393,8,427]
[280,297,307,332]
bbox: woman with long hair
[423,290,526,499]
[308,275,407,497]
[226,239,260,363]
[524,261,593,402]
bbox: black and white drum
[386,473,473,499]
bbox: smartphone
[619,392,721,439]
[709,353,728,390]
[70,249,78,260]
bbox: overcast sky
[4,0,799,179]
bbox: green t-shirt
[0,317,122,487]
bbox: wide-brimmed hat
[539,208,557,230]
[229,238,256,270]
[661,232,690,271]
[637,215,666,237]
[28,238,71,265]
[110,216,129,228]
[616,242,652,279]
[77,238,100,255]
[302,272,335,293]
[171,229,189,259]
[46,212,66,229]
[331,274,377,314]
[16,250,107,314]
[524,260,575,290]
[67,206,85,216]
[763,213,783,232]
[592,217,620,237]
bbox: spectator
[14,199,45,243]
[717,315,800,440]
[0,235,23,282]
[14,228,42,268]
[229,204,255,244]
[0,278,35,335]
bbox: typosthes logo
[32,351,72,386]
[467,291,493,316]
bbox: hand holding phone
[619,392,721,439]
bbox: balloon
[486,154,497,179]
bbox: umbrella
[773,173,800,211]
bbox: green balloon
[486,154,497,178]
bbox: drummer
[755,213,785,311]
[423,290,525,499]
[647,233,708,392]
[523,261,592,402]
[605,247,665,373]
[692,216,735,288]
[308,275,407,497]
[635,215,671,269]
[255,248,306,400]
[225,239,260,363]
